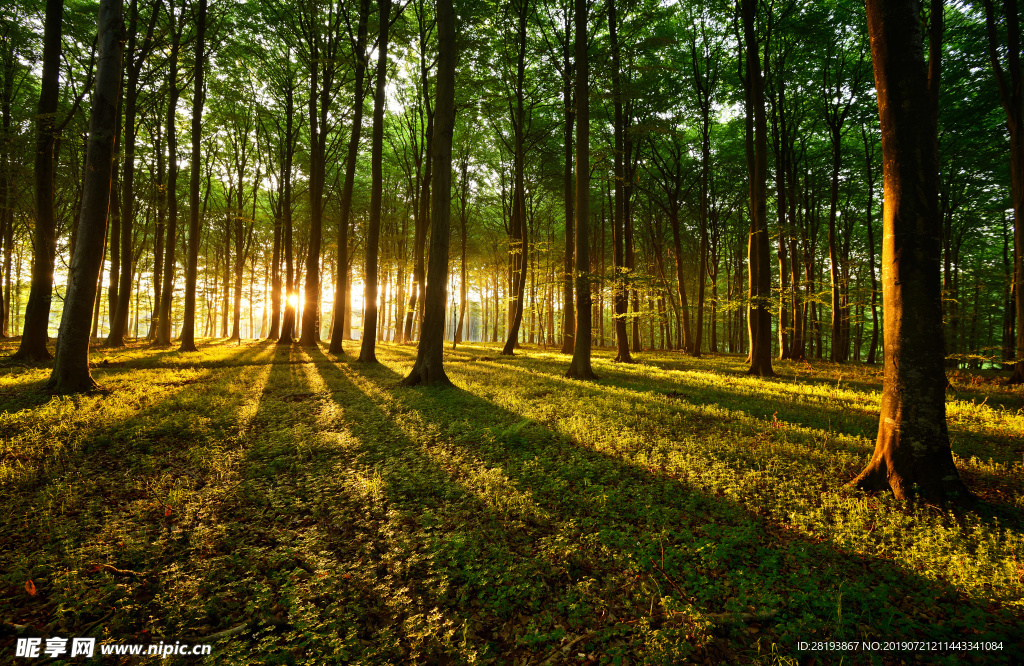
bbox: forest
[1,0,1024,661]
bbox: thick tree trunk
[566,0,596,380]
[403,0,456,386]
[358,0,391,363]
[14,0,63,361]
[852,0,971,502]
[46,0,122,393]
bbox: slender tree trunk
[609,0,633,363]
[501,0,530,356]
[560,11,575,354]
[14,0,63,361]
[157,0,180,346]
[742,0,774,377]
[46,0,122,392]
[178,0,206,352]
[358,0,392,362]
[983,0,1024,382]
[329,0,370,354]
[566,0,596,380]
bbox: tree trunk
[560,10,574,354]
[852,0,971,502]
[14,0,63,361]
[608,0,633,364]
[329,0,370,354]
[178,0,205,352]
[358,0,392,363]
[566,0,596,380]
[403,0,455,386]
[46,0,122,392]
[501,0,530,356]
[982,0,1024,383]
[741,0,774,376]
[156,0,180,346]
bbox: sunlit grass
[1,338,1021,663]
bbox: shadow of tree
[317,347,1023,663]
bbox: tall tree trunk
[178,0,206,352]
[852,0,970,502]
[608,0,633,364]
[983,0,1024,383]
[278,74,297,345]
[157,0,180,346]
[560,9,575,355]
[566,0,596,380]
[46,0,122,392]
[14,0,63,361]
[741,0,774,376]
[358,0,392,362]
[329,0,370,354]
[403,0,456,386]
[108,0,156,347]
[501,0,530,356]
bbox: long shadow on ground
[309,348,1023,664]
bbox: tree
[329,0,371,355]
[741,0,774,377]
[982,0,1024,383]
[608,0,634,364]
[46,0,122,393]
[179,0,207,352]
[358,0,393,363]
[156,0,184,347]
[13,0,63,362]
[402,0,456,387]
[851,0,971,502]
[565,0,596,380]
[106,0,158,347]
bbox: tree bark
[608,0,633,364]
[14,0,63,361]
[156,0,181,346]
[982,0,1024,383]
[741,0,774,377]
[565,0,596,380]
[560,9,575,355]
[329,0,371,354]
[501,0,531,356]
[358,0,392,363]
[403,0,455,386]
[178,0,206,352]
[852,0,971,503]
[46,0,122,392]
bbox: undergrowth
[1,339,1022,665]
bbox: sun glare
[287,293,299,309]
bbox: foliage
[2,339,1022,663]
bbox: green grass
[1,339,1022,664]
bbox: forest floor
[1,339,1023,665]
